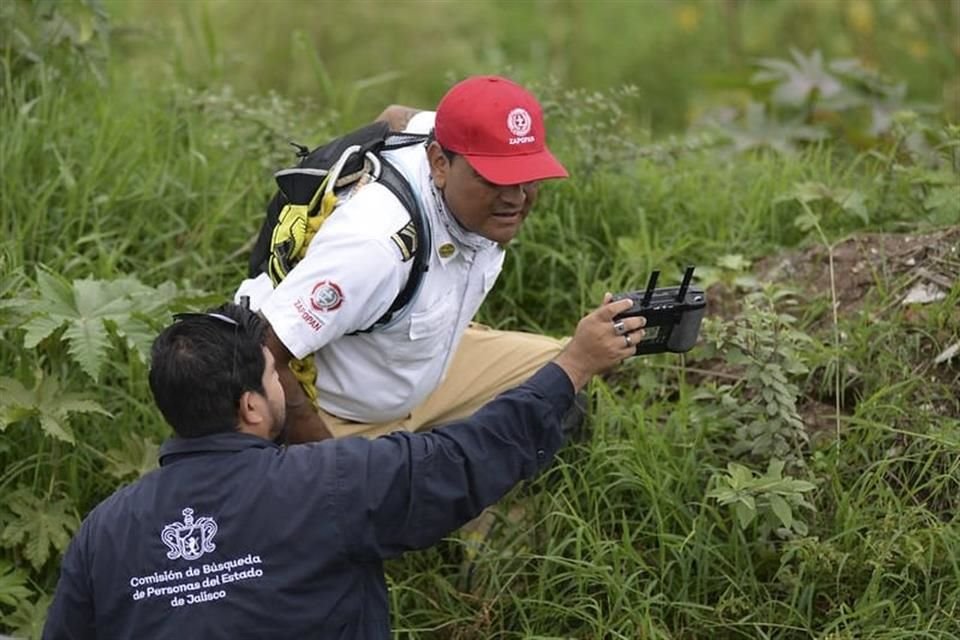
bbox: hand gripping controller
[612,266,706,355]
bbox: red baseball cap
[434,76,569,186]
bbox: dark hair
[149,302,268,438]
[426,128,458,163]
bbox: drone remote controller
[612,266,706,355]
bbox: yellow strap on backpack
[267,178,339,287]
[267,179,341,405]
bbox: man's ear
[237,390,265,433]
[426,141,450,190]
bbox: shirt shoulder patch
[389,221,418,262]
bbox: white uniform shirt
[236,112,505,422]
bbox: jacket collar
[159,432,279,466]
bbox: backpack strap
[356,158,431,332]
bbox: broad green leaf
[0,407,33,431]
[110,316,156,361]
[104,435,160,480]
[753,49,843,108]
[727,463,754,487]
[54,398,110,417]
[34,269,75,314]
[0,372,107,443]
[707,488,737,504]
[766,459,786,480]
[0,490,79,570]
[17,270,186,380]
[787,480,817,493]
[726,348,750,366]
[0,561,32,609]
[3,592,51,640]
[22,314,65,349]
[0,377,33,407]
[63,318,111,381]
[734,501,756,529]
[768,494,793,529]
[38,414,74,444]
[73,277,136,318]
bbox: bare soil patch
[707,225,959,324]
[700,225,960,426]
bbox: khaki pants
[320,323,566,439]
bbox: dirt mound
[705,226,959,324]
[752,225,959,323]
[701,225,959,427]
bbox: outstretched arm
[336,296,646,558]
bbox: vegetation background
[1,0,958,637]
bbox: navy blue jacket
[43,363,573,639]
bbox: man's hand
[553,294,646,391]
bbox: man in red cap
[235,75,576,443]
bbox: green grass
[1,0,959,637]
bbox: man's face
[260,347,287,440]
[428,142,540,245]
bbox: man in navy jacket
[43,296,646,639]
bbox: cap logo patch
[310,280,344,312]
[507,108,535,145]
[507,108,532,137]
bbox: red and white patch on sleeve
[310,280,345,312]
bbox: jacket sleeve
[334,362,574,559]
[42,523,96,640]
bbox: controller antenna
[641,270,660,307]
[677,266,695,302]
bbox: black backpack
[248,121,430,331]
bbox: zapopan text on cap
[434,75,569,186]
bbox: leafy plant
[102,434,159,481]
[1,592,51,640]
[7,269,182,381]
[707,459,817,537]
[890,119,960,224]
[0,370,108,444]
[776,180,869,224]
[184,85,326,172]
[700,101,828,154]
[0,488,78,571]
[0,561,32,611]
[3,1,959,635]
[753,48,846,111]
[0,0,111,86]
[534,78,643,173]
[698,290,814,470]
